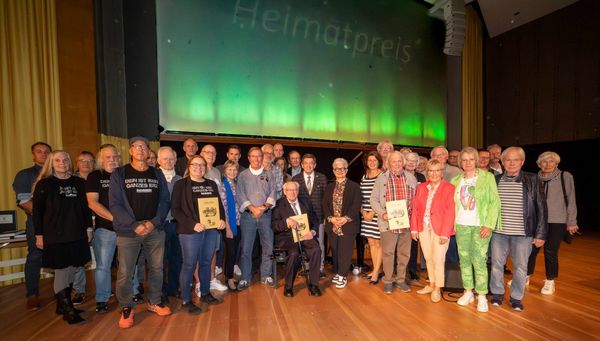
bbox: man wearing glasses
[109,136,171,328]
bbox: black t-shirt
[86,169,112,230]
[33,176,90,244]
[191,179,226,221]
[124,164,159,221]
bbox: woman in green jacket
[451,147,500,313]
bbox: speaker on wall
[428,0,466,56]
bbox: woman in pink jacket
[410,159,456,302]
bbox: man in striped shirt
[490,147,548,312]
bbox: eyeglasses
[190,163,206,168]
[202,151,216,155]
[78,159,94,164]
[131,144,147,151]
[333,167,347,172]
[427,169,443,173]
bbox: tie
[306,175,312,195]
[291,201,300,215]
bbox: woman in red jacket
[410,159,456,302]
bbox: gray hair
[157,146,176,158]
[386,151,405,169]
[458,146,480,166]
[430,146,448,158]
[405,152,420,165]
[283,181,300,191]
[501,146,526,162]
[536,151,560,167]
[376,139,394,153]
[332,158,348,168]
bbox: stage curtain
[0,0,62,286]
[461,5,484,148]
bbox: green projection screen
[156,0,447,146]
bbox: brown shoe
[26,295,40,310]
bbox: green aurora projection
[156,0,447,146]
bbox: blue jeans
[116,229,165,307]
[92,228,117,302]
[25,222,43,296]
[73,266,86,294]
[445,235,459,263]
[179,230,217,301]
[490,233,532,301]
[163,221,182,295]
[240,211,273,282]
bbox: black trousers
[224,230,241,280]
[328,231,356,277]
[355,234,365,267]
[283,238,321,288]
[527,223,566,279]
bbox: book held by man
[386,200,410,230]
[289,213,311,242]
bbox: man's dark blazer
[292,171,327,222]
[271,197,318,250]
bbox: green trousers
[455,224,491,294]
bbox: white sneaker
[507,276,529,287]
[210,278,228,291]
[477,295,488,313]
[215,266,223,276]
[457,290,475,306]
[332,274,341,285]
[233,265,242,277]
[541,279,555,295]
[335,276,348,289]
[195,282,201,297]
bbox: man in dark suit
[292,153,328,276]
[271,181,322,297]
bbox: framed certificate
[386,200,409,230]
[198,197,220,229]
[289,213,311,242]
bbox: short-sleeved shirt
[124,164,159,221]
[86,169,113,230]
[12,164,42,229]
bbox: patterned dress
[360,173,381,239]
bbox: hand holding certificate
[198,197,220,229]
[385,199,410,230]
[288,213,311,242]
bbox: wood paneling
[485,0,600,146]
[56,0,98,156]
[1,233,599,339]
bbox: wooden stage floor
[1,232,599,340]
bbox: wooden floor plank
[1,232,599,340]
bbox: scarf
[223,177,238,236]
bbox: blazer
[410,180,456,238]
[370,170,418,233]
[322,179,362,235]
[271,197,317,250]
[292,171,327,221]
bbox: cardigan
[171,177,225,234]
[450,170,500,229]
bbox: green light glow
[157,0,447,146]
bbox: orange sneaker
[119,307,134,329]
[147,303,172,316]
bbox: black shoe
[201,293,220,305]
[56,287,83,314]
[369,279,379,286]
[319,271,326,278]
[308,285,322,297]
[361,273,372,280]
[132,293,144,303]
[56,288,85,325]
[161,293,170,304]
[182,302,204,315]
[409,271,419,281]
[137,284,145,295]
[72,292,85,305]
[96,302,109,313]
[283,287,294,297]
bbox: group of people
[12,137,579,328]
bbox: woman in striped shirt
[360,151,384,284]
